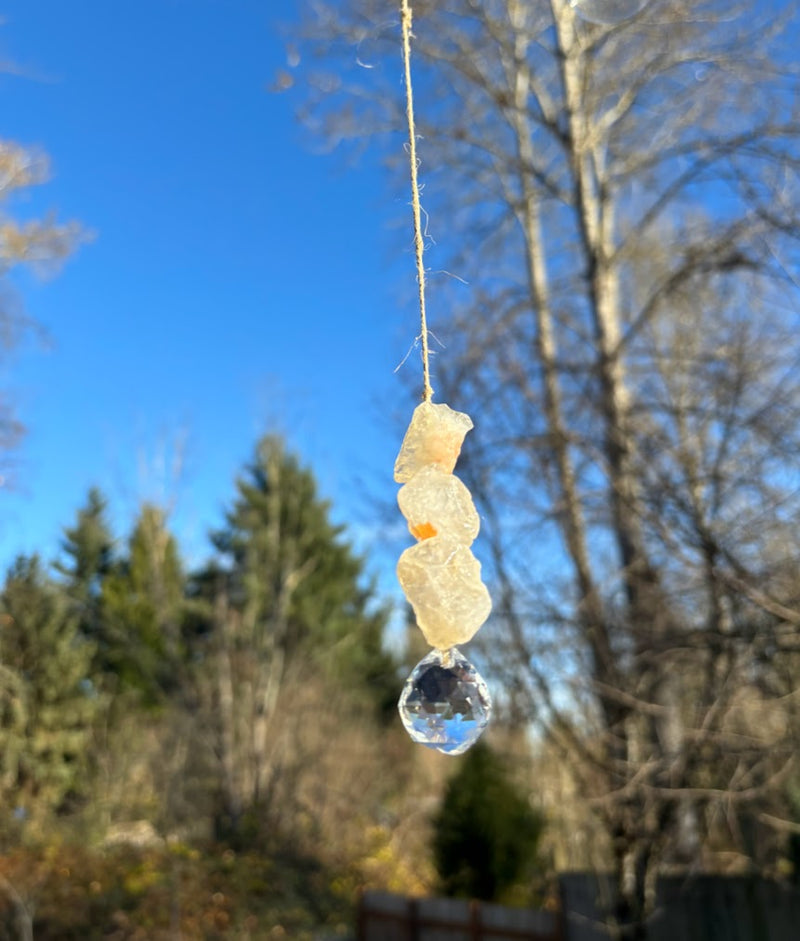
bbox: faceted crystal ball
[398,648,492,755]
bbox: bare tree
[0,138,82,474]
[297,0,800,933]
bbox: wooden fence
[360,876,800,941]
[357,891,562,941]
[650,876,800,941]
[560,873,800,941]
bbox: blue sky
[0,1,426,585]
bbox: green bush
[432,741,545,903]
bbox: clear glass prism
[398,647,491,755]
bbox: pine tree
[101,503,188,701]
[432,741,545,903]
[54,487,114,645]
[208,435,397,708]
[196,435,398,838]
[0,555,99,824]
[55,492,188,701]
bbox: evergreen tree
[195,436,398,838]
[54,487,114,645]
[56,492,188,701]
[432,741,544,903]
[101,503,188,701]
[207,435,397,710]
[0,556,99,823]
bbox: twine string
[400,0,433,403]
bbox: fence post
[556,902,567,941]
[469,899,482,941]
[355,890,366,941]
[408,897,420,941]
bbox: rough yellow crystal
[398,465,480,545]
[393,402,474,483]
[396,536,492,649]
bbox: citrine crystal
[396,536,492,649]
[394,401,473,483]
[398,648,491,755]
[398,465,480,545]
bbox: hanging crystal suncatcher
[395,402,493,754]
[394,2,492,754]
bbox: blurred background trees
[0,436,443,935]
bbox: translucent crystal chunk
[398,465,480,545]
[394,402,473,483]
[398,648,491,755]
[397,536,492,649]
